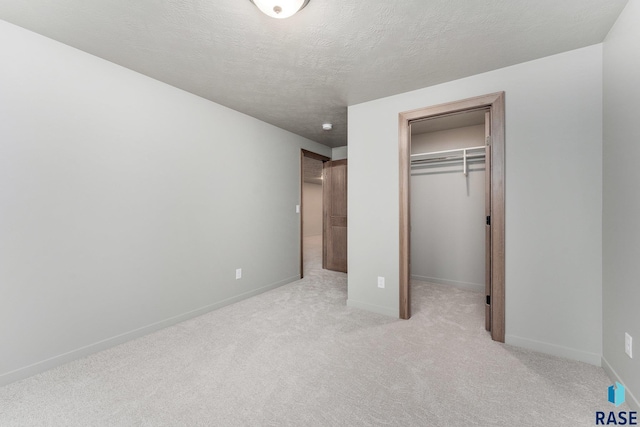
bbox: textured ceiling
[0,0,628,147]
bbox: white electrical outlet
[377,276,385,289]
[295,205,300,213]
[625,333,633,358]
[236,268,242,280]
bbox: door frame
[300,149,331,278]
[398,92,505,342]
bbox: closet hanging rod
[411,154,485,164]
[410,145,486,159]
[411,145,486,176]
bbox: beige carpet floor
[0,236,625,426]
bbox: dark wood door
[323,160,347,273]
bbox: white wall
[0,20,331,386]
[348,45,603,364]
[411,125,485,291]
[603,0,640,410]
[332,146,348,160]
[303,182,322,237]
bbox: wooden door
[484,111,492,331]
[323,160,347,273]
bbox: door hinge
[486,215,491,225]
[486,295,491,305]
[486,136,491,146]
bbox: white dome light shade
[250,0,310,19]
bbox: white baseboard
[505,334,602,366]
[411,275,484,293]
[0,275,300,387]
[347,299,398,318]
[602,356,640,411]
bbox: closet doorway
[398,92,505,342]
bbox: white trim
[602,356,640,411]
[347,299,398,318]
[0,275,300,387]
[505,334,601,366]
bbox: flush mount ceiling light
[249,0,310,19]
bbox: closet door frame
[398,92,505,343]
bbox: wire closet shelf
[410,145,486,176]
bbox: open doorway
[399,92,505,342]
[300,150,330,278]
[410,109,489,326]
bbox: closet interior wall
[410,123,486,292]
